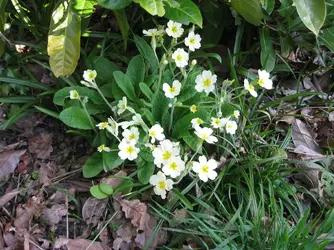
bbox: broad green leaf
[99,183,114,195]
[139,82,153,100]
[165,0,203,27]
[114,179,134,194]
[53,86,103,106]
[182,131,202,152]
[48,1,81,77]
[97,0,132,9]
[102,151,123,170]
[113,71,137,101]
[90,185,109,199]
[230,0,262,26]
[113,9,129,50]
[133,0,165,16]
[83,152,103,178]
[0,0,7,57]
[261,0,275,14]
[152,91,169,122]
[260,27,276,73]
[74,0,96,16]
[137,158,155,184]
[173,111,208,138]
[319,27,334,52]
[87,56,119,83]
[293,0,326,36]
[59,106,95,129]
[127,55,145,87]
[134,35,159,74]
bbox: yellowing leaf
[230,0,262,26]
[133,0,165,16]
[48,1,81,77]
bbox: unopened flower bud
[163,59,168,65]
[191,59,197,66]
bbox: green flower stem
[79,99,97,133]
[168,103,176,134]
[250,90,265,117]
[95,85,118,125]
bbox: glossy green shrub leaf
[83,152,103,178]
[293,0,326,36]
[113,71,137,101]
[230,0,262,26]
[133,0,165,16]
[260,27,276,73]
[53,86,103,106]
[319,27,334,52]
[0,0,7,57]
[134,35,159,74]
[59,106,95,129]
[97,0,132,9]
[48,1,81,77]
[90,185,109,199]
[165,0,203,27]
[113,9,129,49]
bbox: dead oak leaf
[0,189,20,208]
[292,119,320,153]
[28,133,53,159]
[0,150,26,180]
[41,204,67,227]
[54,237,110,250]
[82,197,107,226]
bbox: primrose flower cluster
[70,20,274,200]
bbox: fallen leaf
[14,196,44,231]
[82,197,107,226]
[293,145,326,160]
[0,189,20,208]
[41,204,67,227]
[112,237,131,250]
[101,170,127,188]
[36,161,58,186]
[0,150,26,180]
[54,237,110,250]
[292,119,320,153]
[28,133,53,159]
[0,225,4,249]
[329,112,334,122]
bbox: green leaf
[261,0,275,14]
[139,82,153,100]
[48,1,82,77]
[173,111,208,138]
[87,56,119,83]
[0,76,51,91]
[165,0,203,27]
[34,106,60,119]
[0,0,7,57]
[134,35,159,74]
[127,55,145,86]
[90,185,109,199]
[73,0,97,16]
[59,106,95,129]
[293,0,326,36]
[133,0,165,16]
[137,157,155,184]
[102,151,123,170]
[53,86,103,106]
[99,183,114,195]
[172,189,193,210]
[259,27,276,73]
[114,179,134,194]
[113,9,129,50]
[113,71,137,102]
[319,27,334,52]
[152,91,169,122]
[97,0,132,9]
[230,0,262,26]
[83,152,103,178]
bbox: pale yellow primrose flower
[117,97,127,115]
[233,110,240,119]
[69,90,79,100]
[210,117,228,129]
[244,79,258,97]
[258,69,273,89]
[190,105,197,113]
[122,126,139,143]
[83,69,97,83]
[225,120,238,135]
[149,124,165,143]
[162,156,185,178]
[194,127,218,144]
[118,139,140,161]
[96,122,109,130]
[184,31,201,51]
[143,28,164,37]
[152,139,180,167]
[163,80,181,99]
[165,20,184,38]
[149,171,174,199]
[172,48,189,68]
[192,155,218,182]
[195,70,217,94]
[97,144,111,152]
[191,117,203,129]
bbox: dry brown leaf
[3,232,18,247]
[14,196,44,230]
[28,133,53,159]
[41,204,67,227]
[101,170,127,189]
[54,237,110,250]
[292,119,320,153]
[276,111,297,125]
[0,224,4,249]
[0,150,26,180]
[36,161,57,186]
[294,145,326,160]
[135,222,167,249]
[0,189,20,208]
[82,197,107,226]
[112,237,131,250]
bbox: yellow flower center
[258,78,265,86]
[162,150,172,161]
[149,130,156,137]
[126,146,134,154]
[88,72,95,79]
[73,92,79,98]
[129,134,136,140]
[214,119,220,125]
[249,85,255,91]
[201,134,208,140]
[176,55,183,62]
[121,104,126,110]
[158,180,166,189]
[190,105,197,113]
[203,78,212,87]
[227,124,233,129]
[100,122,108,129]
[189,38,195,44]
[196,118,202,124]
[98,145,105,151]
[201,165,209,174]
[169,86,176,93]
[169,162,178,170]
[171,26,177,33]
